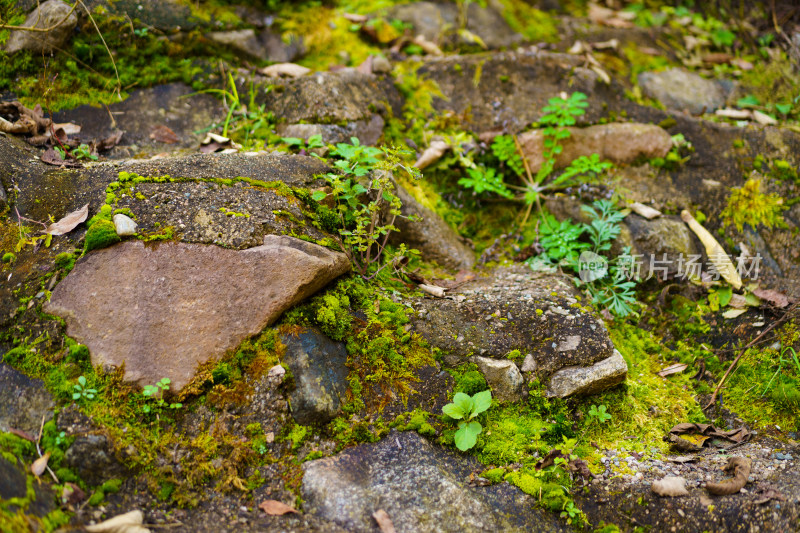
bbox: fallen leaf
[150,125,180,144]
[722,308,748,319]
[343,12,367,23]
[356,55,374,75]
[658,363,688,377]
[6,427,35,442]
[62,482,87,506]
[52,122,81,135]
[40,147,81,168]
[715,108,752,119]
[681,210,742,289]
[752,288,790,308]
[414,139,450,169]
[372,510,397,533]
[727,293,748,309]
[419,284,446,298]
[588,3,635,28]
[259,63,311,78]
[731,58,754,70]
[31,452,51,477]
[652,476,689,497]
[629,202,662,219]
[44,203,89,236]
[259,500,299,515]
[752,110,777,125]
[84,510,150,533]
[702,52,733,64]
[411,34,443,56]
[96,130,124,151]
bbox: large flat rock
[410,265,618,386]
[43,236,350,390]
[302,430,565,533]
[0,363,55,436]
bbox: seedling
[442,390,492,451]
[72,376,97,402]
[588,404,612,424]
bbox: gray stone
[277,114,385,146]
[206,29,304,63]
[302,431,564,533]
[64,434,126,486]
[392,180,475,270]
[0,362,55,436]
[626,215,700,278]
[371,55,392,74]
[472,356,524,403]
[638,68,731,114]
[102,0,198,32]
[253,69,403,125]
[410,265,616,380]
[44,236,351,390]
[280,327,349,425]
[546,349,628,398]
[517,123,672,174]
[0,455,55,518]
[112,213,137,236]
[4,0,78,54]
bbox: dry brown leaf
[414,139,449,169]
[7,427,35,442]
[97,130,124,151]
[588,3,635,28]
[62,482,87,506]
[722,308,748,319]
[411,35,443,56]
[259,500,299,515]
[52,122,81,135]
[658,363,688,377]
[629,202,662,219]
[31,452,51,477]
[85,510,150,533]
[372,510,397,533]
[753,110,778,125]
[702,52,733,64]
[44,203,89,236]
[752,288,790,308]
[259,63,311,78]
[150,125,180,144]
[681,210,742,289]
[731,58,754,70]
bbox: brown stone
[4,0,78,55]
[518,122,672,173]
[44,236,350,391]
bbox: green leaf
[471,390,492,417]
[776,103,792,115]
[311,191,328,202]
[442,403,465,419]
[737,95,760,109]
[452,392,473,416]
[454,420,482,451]
[717,285,733,307]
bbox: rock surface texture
[302,431,563,533]
[0,363,55,436]
[410,265,623,395]
[4,0,78,54]
[44,237,350,390]
[638,68,732,115]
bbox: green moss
[54,252,76,272]
[2,252,15,263]
[721,178,787,232]
[481,467,506,483]
[395,409,436,437]
[497,0,559,43]
[452,367,489,396]
[83,219,121,253]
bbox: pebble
[113,213,138,236]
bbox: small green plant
[721,177,787,232]
[72,376,97,402]
[588,404,612,424]
[281,134,324,152]
[142,378,182,417]
[313,138,420,278]
[442,390,492,451]
[72,144,99,161]
[762,347,800,398]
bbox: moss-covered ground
[2,0,800,531]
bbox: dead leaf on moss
[588,3,635,28]
[752,288,790,308]
[658,363,688,377]
[259,499,299,515]
[44,203,89,236]
[414,139,449,169]
[31,452,50,477]
[259,63,311,78]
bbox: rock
[517,123,672,173]
[277,114,385,146]
[545,349,627,398]
[386,2,522,50]
[410,265,617,382]
[0,362,55,436]
[112,214,137,236]
[280,327,349,425]
[0,455,55,518]
[206,29,304,63]
[4,0,78,55]
[302,431,563,532]
[253,69,402,125]
[638,68,731,114]
[417,51,617,133]
[44,236,350,390]
[64,434,126,486]
[472,356,524,403]
[626,215,700,278]
[391,180,475,270]
[103,0,199,32]
[371,55,392,74]
[52,83,224,160]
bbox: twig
[77,0,121,101]
[705,301,799,409]
[35,414,59,484]
[0,0,78,33]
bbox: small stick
[35,414,59,484]
[705,301,799,409]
